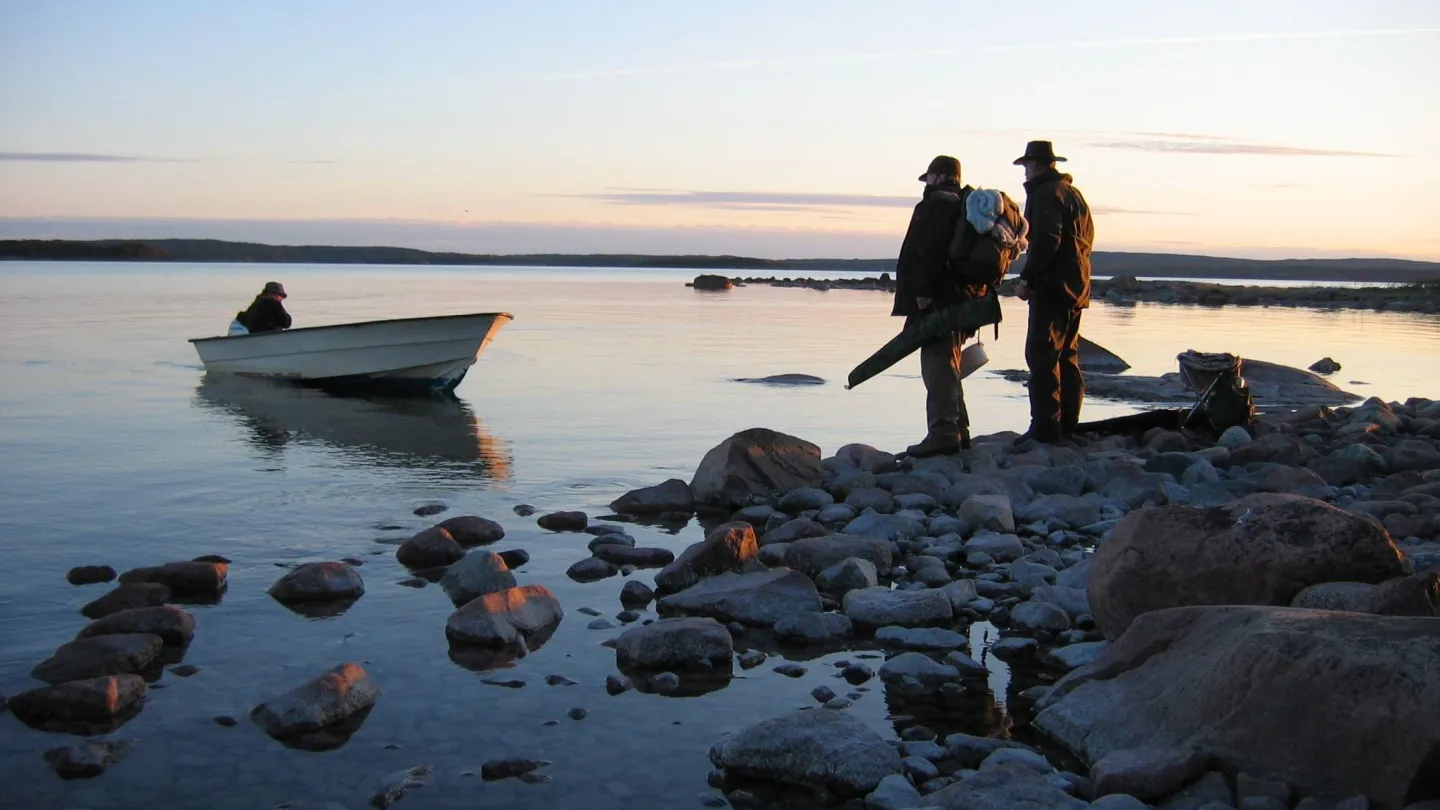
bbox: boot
[904,433,961,459]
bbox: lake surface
[1,262,1438,809]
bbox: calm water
[1,262,1438,809]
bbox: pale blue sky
[2,0,1437,259]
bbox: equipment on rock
[1177,351,1256,434]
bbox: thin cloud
[0,151,188,163]
[577,189,917,210]
[1093,206,1196,216]
[533,27,1440,81]
[1087,136,1398,158]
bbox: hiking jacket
[892,182,968,317]
[1021,168,1094,309]
[237,294,292,333]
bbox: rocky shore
[12,398,1440,808]
[694,273,1440,314]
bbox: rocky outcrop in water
[250,663,380,746]
[689,428,825,510]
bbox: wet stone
[214,715,237,727]
[568,707,588,720]
[605,675,634,695]
[67,566,117,586]
[538,511,588,532]
[773,664,807,678]
[414,503,448,516]
[481,758,549,781]
[44,738,134,780]
[498,549,531,569]
[738,650,767,669]
[842,664,874,685]
[545,675,578,686]
[812,685,837,703]
[80,583,171,620]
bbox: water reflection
[192,376,512,481]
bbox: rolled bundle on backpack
[965,188,1029,254]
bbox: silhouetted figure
[1013,141,1093,444]
[231,281,292,335]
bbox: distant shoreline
[3,237,1439,284]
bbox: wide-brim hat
[263,281,287,298]
[1013,140,1067,165]
[917,154,961,181]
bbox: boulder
[1010,601,1072,634]
[773,611,853,642]
[761,517,828,545]
[396,527,465,569]
[1289,581,1376,612]
[31,634,163,685]
[690,428,824,509]
[1386,439,1440,474]
[610,478,696,514]
[1089,494,1409,638]
[497,549,530,569]
[939,580,980,613]
[8,675,147,730]
[1031,585,1091,619]
[44,738,134,780]
[964,533,1026,562]
[1041,641,1108,670]
[784,535,892,578]
[250,663,380,740]
[1034,605,1440,810]
[1029,465,1090,497]
[1369,571,1440,616]
[80,583,171,620]
[959,494,1015,533]
[1218,425,1253,449]
[779,487,835,512]
[844,486,897,513]
[842,512,920,541]
[1307,456,1373,486]
[834,443,899,474]
[76,605,196,648]
[444,585,564,648]
[874,626,967,650]
[592,545,675,568]
[268,562,365,602]
[434,515,505,546]
[658,569,821,626]
[118,561,226,595]
[1018,494,1101,528]
[842,587,952,629]
[815,557,879,593]
[438,551,516,606]
[692,273,733,291]
[1090,747,1211,801]
[537,511,588,531]
[653,521,758,593]
[926,763,1088,809]
[67,565,117,586]
[879,651,960,692]
[566,557,617,582]
[709,708,902,796]
[614,617,732,670]
[868,773,925,810]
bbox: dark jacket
[237,294,291,333]
[1020,168,1094,309]
[891,182,969,317]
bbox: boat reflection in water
[193,375,512,482]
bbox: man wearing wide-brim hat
[1012,141,1095,444]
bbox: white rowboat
[189,312,512,394]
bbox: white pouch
[960,338,989,379]
[228,319,249,336]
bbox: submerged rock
[267,562,365,602]
[31,634,163,685]
[689,428,824,510]
[1090,493,1409,638]
[67,566,117,586]
[708,708,902,796]
[250,663,380,741]
[658,569,821,626]
[44,738,134,780]
[80,583,171,620]
[1034,605,1440,810]
[8,676,147,731]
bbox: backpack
[948,188,1027,290]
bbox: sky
[1,0,1438,260]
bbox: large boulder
[1089,493,1409,638]
[118,561,226,596]
[786,536,892,577]
[31,634,163,685]
[76,605,196,648]
[842,587,952,629]
[438,551,516,607]
[653,522,759,593]
[613,617,732,670]
[267,562,365,603]
[433,515,505,546]
[657,569,821,626]
[250,663,380,741]
[689,428,824,510]
[709,708,902,797]
[610,479,695,515]
[8,675,147,731]
[444,585,564,648]
[1034,605,1440,810]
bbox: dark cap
[1013,140,1067,165]
[262,281,287,298]
[917,155,961,182]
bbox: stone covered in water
[708,708,902,796]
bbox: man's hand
[916,296,933,311]
[1015,282,1030,302]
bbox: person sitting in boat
[229,282,292,335]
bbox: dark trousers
[908,316,969,440]
[1024,302,1084,437]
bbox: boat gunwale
[189,311,514,344]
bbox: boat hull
[190,312,512,393]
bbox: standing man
[892,155,972,457]
[1013,141,1094,444]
